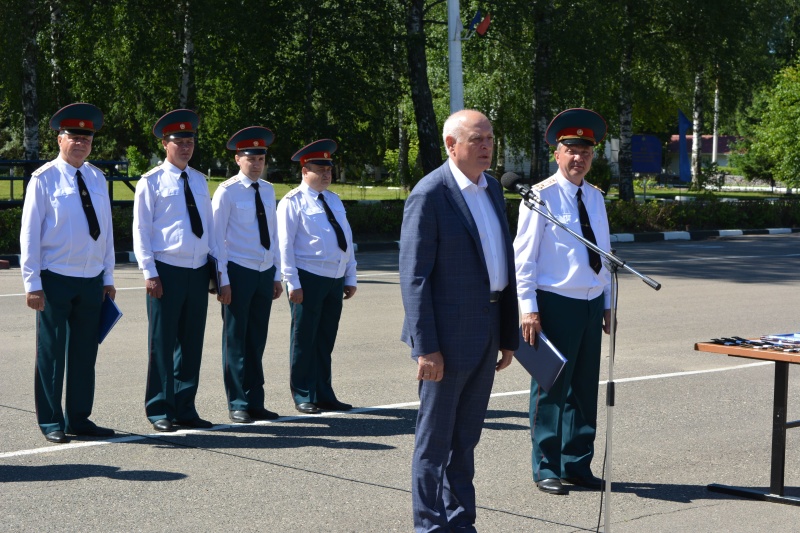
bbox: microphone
[500,172,544,205]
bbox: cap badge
[576,128,583,136]
[79,121,85,128]
[253,141,259,146]
[324,152,329,158]
[180,123,186,130]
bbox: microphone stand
[518,194,660,533]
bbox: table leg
[708,362,800,505]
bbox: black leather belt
[489,291,503,303]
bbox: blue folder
[98,296,123,344]
[514,328,567,392]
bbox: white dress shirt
[448,158,508,292]
[276,181,357,291]
[20,156,115,292]
[133,160,213,279]
[210,172,280,286]
[514,170,611,314]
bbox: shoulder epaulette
[532,176,557,191]
[220,176,239,188]
[283,187,302,199]
[141,167,159,178]
[30,160,56,179]
[587,182,605,194]
[84,162,105,176]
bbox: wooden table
[695,341,800,505]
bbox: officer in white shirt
[276,139,357,415]
[211,126,282,424]
[133,108,214,433]
[514,108,612,496]
[20,103,116,444]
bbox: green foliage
[125,146,149,177]
[587,155,612,194]
[342,200,405,239]
[604,197,800,233]
[0,207,22,253]
[739,61,800,187]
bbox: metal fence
[0,159,138,207]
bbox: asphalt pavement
[2,235,800,532]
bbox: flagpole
[448,0,464,113]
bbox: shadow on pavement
[0,464,187,482]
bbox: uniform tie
[181,171,204,238]
[576,188,601,274]
[252,182,270,250]
[75,169,100,240]
[318,192,347,252]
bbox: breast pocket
[50,187,78,209]
[158,187,180,199]
[235,201,256,223]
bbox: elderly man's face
[163,136,195,169]
[57,133,93,168]
[554,143,593,185]
[236,153,266,181]
[446,112,494,182]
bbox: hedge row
[2,197,800,254]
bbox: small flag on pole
[476,12,492,36]
[468,9,481,32]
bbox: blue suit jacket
[399,162,519,369]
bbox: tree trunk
[406,0,442,181]
[398,106,410,189]
[617,0,635,201]
[691,67,704,185]
[22,0,40,189]
[49,0,64,108]
[496,134,505,177]
[179,0,194,109]
[530,0,553,182]
[302,4,316,142]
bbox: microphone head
[500,172,523,191]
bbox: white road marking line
[0,361,772,460]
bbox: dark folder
[208,254,222,293]
[98,296,123,344]
[514,328,567,392]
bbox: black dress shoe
[175,417,213,429]
[229,410,253,423]
[152,419,175,432]
[316,400,352,411]
[68,425,115,437]
[295,402,320,414]
[44,430,69,444]
[248,407,279,420]
[537,478,568,495]
[563,475,605,490]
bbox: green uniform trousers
[530,290,604,481]
[288,269,344,405]
[35,270,104,435]
[144,260,209,423]
[221,263,276,411]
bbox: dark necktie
[576,188,602,274]
[318,192,347,252]
[181,171,204,238]
[75,169,100,240]
[252,182,270,250]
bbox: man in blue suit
[400,109,519,532]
